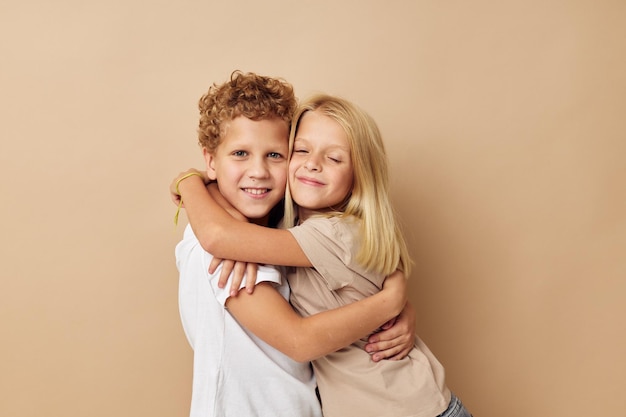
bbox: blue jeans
[437,393,472,417]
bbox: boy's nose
[248,159,270,178]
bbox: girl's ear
[203,148,218,181]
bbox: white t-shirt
[176,224,322,417]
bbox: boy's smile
[205,116,289,222]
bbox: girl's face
[288,110,354,219]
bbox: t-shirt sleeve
[177,224,282,308]
[209,261,282,306]
[288,217,366,290]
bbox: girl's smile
[288,109,354,219]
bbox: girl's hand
[365,301,416,361]
[209,257,259,297]
[204,182,255,295]
[171,169,257,295]
[170,168,210,205]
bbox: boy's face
[204,116,289,221]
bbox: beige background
[1,1,624,416]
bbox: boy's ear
[203,148,218,181]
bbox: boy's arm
[225,270,408,362]
[171,170,312,267]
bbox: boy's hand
[361,270,413,362]
[365,301,416,362]
[170,168,210,205]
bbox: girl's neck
[297,206,340,224]
[296,207,315,223]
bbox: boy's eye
[268,152,284,159]
[233,150,247,157]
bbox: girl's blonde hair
[284,94,412,276]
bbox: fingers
[229,262,247,297]
[365,336,412,362]
[245,263,258,294]
[170,178,180,199]
[216,259,234,289]
[379,317,397,330]
[170,192,182,206]
[365,308,415,362]
[171,169,203,206]
[369,318,407,343]
[211,259,251,297]
[209,257,223,275]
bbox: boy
[174,71,412,417]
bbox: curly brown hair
[197,70,297,152]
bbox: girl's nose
[304,155,320,172]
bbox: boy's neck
[250,215,270,227]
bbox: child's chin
[241,208,271,220]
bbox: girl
[174,94,471,417]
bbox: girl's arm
[170,171,412,360]
[225,270,408,362]
[172,171,311,267]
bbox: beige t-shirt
[288,216,451,417]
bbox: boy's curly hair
[197,70,297,152]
